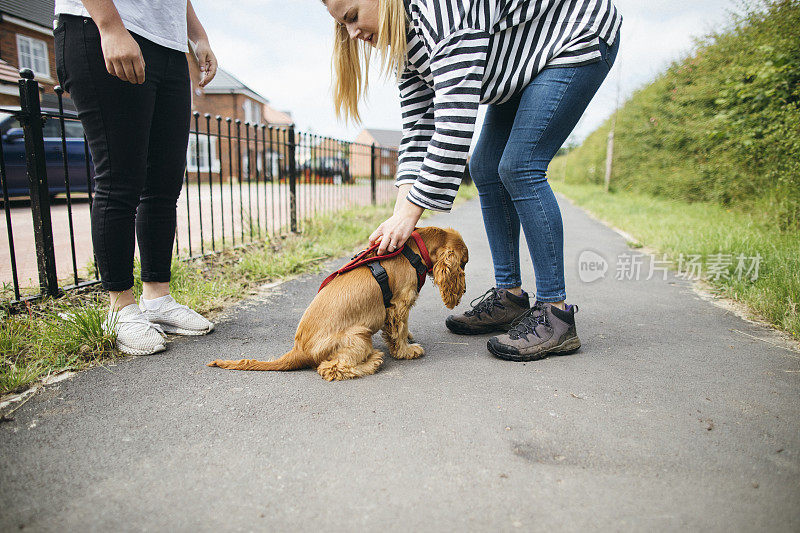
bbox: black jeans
[54,14,190,291]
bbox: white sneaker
[139,295,215,336]
[104,304,167,356]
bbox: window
[17,35,50,78]
[64,121,86,138]
[42,117,84,138]
[241,149,265,176]
[0,113,20,135]
[187,134,220,172]
[242,99,261,125]
[267,151,280,179]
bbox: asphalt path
[1,196,798,532]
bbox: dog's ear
[433,245,466,309]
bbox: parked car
[301,156,352,184]
[0,109,95,199]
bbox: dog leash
[318,230,433,307]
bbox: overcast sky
[192,0,742,144]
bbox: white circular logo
[578,250,608,283]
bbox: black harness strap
[368,247,429,308]
[368,261,393,308]
[402,246,429,291]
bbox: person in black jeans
[55,0,218,355]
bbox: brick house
[350,127,401,179]
[0,0,58,107]
[186,63,294,183]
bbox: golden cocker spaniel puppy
[208,226,468,380]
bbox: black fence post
[18,68,59,298]
[287,125,298,233]
[370,143,377,205]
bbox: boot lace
[508,301,550,339]
[464,288,505,318]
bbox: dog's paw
[317,360,346,381]
[395,343,425,360]
[408,343,425,359]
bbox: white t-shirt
[55,0,189,52]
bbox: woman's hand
[187,1,216,87]
[99,26,146,84]
[192,38,217,87]
[369,186,424,255]
[80,0,144,84]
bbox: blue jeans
[470,37,619,303]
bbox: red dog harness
[318,230,433,308]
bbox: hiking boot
[445,288,531,335]
[104,304,167,356]
[487,301,581,361]
[139,295,215,336]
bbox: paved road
[1,197,798,531]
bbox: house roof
[41,90,77,111]
[364,128,403,148]
[202,68,268,105]
[1,0,55,29]
[0,59,19,84]
[263,104,293,126]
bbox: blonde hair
[326,0,408,123]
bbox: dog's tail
[207,348,309,371]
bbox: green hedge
[553,0,800,231]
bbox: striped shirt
[397,0,622,212]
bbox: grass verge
[551,180,799,340]
[1,185,478,397]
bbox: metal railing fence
[1,69,397,308]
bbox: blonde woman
[325,0,620,361]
